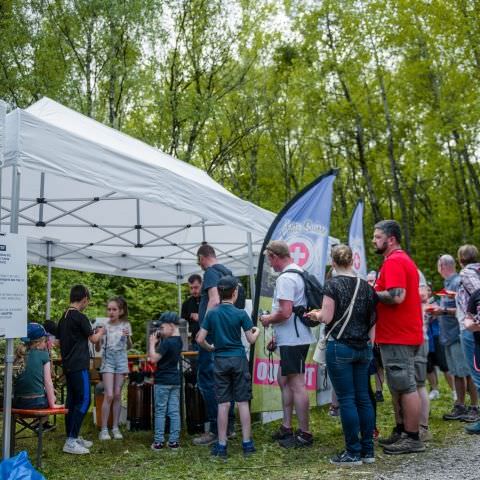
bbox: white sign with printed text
[0,233,27,338]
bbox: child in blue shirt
[197,275,259,458]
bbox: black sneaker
[271,424,293,441]
[460,406,480,423]
[150,442,164,451]
[383,433,425,455]
[443,404,468,421]
[330,451,362,466]
[278,429,313,449]
[375,391,384,403]
[168,442,180,449]
[378,428,401,446]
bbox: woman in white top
[96,296,132,440]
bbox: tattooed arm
[376,288,406,305]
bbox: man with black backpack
[193,244,238,446]
[260,240,316,448]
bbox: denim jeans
[326,340,374,457]
[461,329,480,393]
[154,384,180,443]
[13,396,48,409]
[197,348,235,435]
[65,369,91,439]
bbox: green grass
[11,378,470,480]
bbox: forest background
[1,0,479,347]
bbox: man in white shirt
[260,240,315,448]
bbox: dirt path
[375,433,480,480]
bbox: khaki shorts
[380,343,426,394]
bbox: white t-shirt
[272,263,316,346]
[102,320,132,352]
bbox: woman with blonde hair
[13,322,62,410]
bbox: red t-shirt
[374,249,423,345]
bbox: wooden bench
[10,407,68,468]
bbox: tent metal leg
[46,241,52,321]
[2,164,21,459]
[176,263,182,315]
[247,232,256,300]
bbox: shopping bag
[0,451,45,480]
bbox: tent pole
[247,232,256,300]
[0,100,6,232]
[201,218,206,243]
[46,241,52,321]
[2,164,21,459]
[176,263,182,315]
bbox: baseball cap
[157,311,180,325]
[217,275,238,291]
[21,323,47,343]
[264,240,290,258]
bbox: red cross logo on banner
[353,251,361,271]
[289,242,310,267]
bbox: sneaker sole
[362,457,376,464]
[465,428,480,435]
[330,460,362,466]
[63,447,89,455]
[383,446,426,455]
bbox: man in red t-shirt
[372,220,425,455]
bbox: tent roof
[0,97,338,283]
[0,98,275,282]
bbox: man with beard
[372,220,425,455]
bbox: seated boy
[196,275,260,458]
[148,311,183,450]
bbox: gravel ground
[376,433,480,480]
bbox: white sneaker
[99,429,111,441]
[76,437,93,448]
[111,428,123,440]
[429,389,440,400]
[63,440,90,455]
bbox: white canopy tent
[1,97,275,286]
[0,97,339,456]
[0,97,276,458]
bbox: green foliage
[27,265,184,350]
[7,377,465,479]
[2,0,480,289]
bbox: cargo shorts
[379,343,427,394]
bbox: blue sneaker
[330,451,362,466]
[211,442,227,459]
[242,440,256,457]
[465,420,480,434]
[361,452,375,464]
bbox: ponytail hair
[13,337,46,375]
[108,296,129,322]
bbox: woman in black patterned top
[306,245,377,466]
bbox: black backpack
[211,264,247,309]
[279,269,324,335]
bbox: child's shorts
[214,355,251,403]
[100,349,129,374]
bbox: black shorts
[214,355,251,404]
[427,337,449,373]
[279,344,310,376]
